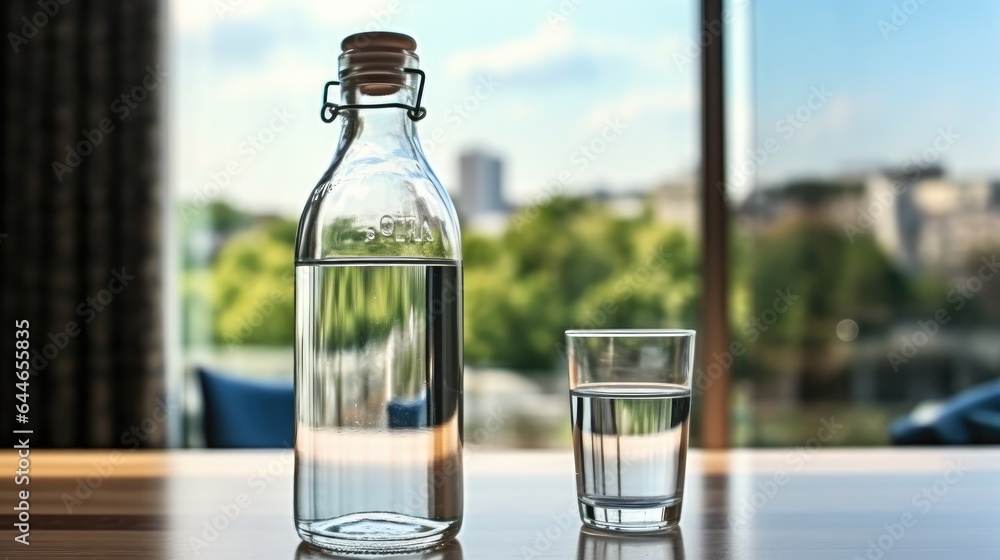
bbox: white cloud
[215,48,329,100]
[171,0,400,34]
[446,27,574,78]
[499,99,540,120]
[584,89,694,129]
[445,25,686,83]
[792,94,865,144]
[170,0,214,32]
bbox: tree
[749,219,906,399]
[211,218,296,346]
[184,198,702,375]
[463,197,699,372]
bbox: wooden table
[2,448,999,559]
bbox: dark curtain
[1,0,163,447]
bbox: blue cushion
[387,397,428,428]
[198,367,294,448]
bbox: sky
[748,0,1000,188]
[169,0,698,217]
[169,0,1000,218]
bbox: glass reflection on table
[577,527,685,560]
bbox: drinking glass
[566,330,695,533]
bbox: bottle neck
[338,85,418,147]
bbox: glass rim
[565,329,695,338]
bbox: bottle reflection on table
[295,539,463,560]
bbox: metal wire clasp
[320,68,427,123]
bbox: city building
[458,150,507,229]
[864,168,1000,276]
[735,167,1000,278]
[593,185,646,219]
[653,176,699,235]
[736,178,865,233]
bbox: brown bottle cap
[341,31,416,53]
[340,32,417,96]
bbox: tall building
[864,170,923,274]
[860,168,1000,276]
[459,150,505,223]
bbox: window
[734,0,1000,445]
[170,1,700,446]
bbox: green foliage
[743,219,914,391]
[751,222,906,348]
[178,202,256,269]
[464,198,699,371]
[182,199,701,373]
[182,196,938,381]
[763,180,865,209]
[210,218,296,346]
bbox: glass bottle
[293,32,463,554]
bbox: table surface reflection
[1,448,999,559]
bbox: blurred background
[3,0,999,449]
